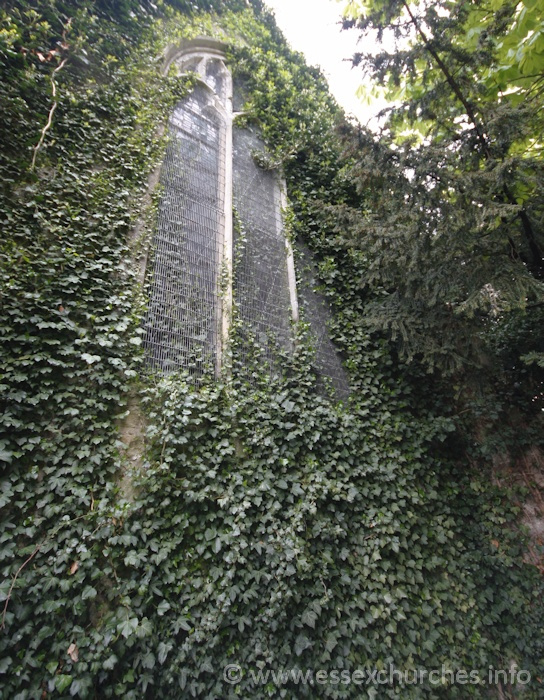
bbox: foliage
[0,1,543,699]
[337,0,544,382]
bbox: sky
[262,0,388,128]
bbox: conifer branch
[401,0,543,274]
[401,0,490,155]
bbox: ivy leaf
[55,675,73,693]
[325,634,338,652]
[136,617,153,638]
[0,657,12,673]
[301,609,318,629]
[291,482,304,497]
[175,617,192,632]
[141,651,155,669]
[117,618,139,639]
[81,586,97,600]
[0,449,13,464]
[103,655,118,671]
[81,353,101,364]
[157,600,171,616]
[294,634,313,656]
[157,641,173,665]
[0,579,12,602]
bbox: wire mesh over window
[296,243,350,399]
[232,127,293,371]
[143,84,226,375]
[205,59,228,102]
[143,45,349,395]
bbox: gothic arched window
[143,40,231,375]
[143,38,349,397]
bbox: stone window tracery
[143,38,349,397]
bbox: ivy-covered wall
[1,1,542,698]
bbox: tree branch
[1,512,91,629]
[30,56,68,171]
[1,545,41,629]
[401,0,490,155]
[401,0,543,274]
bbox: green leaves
[54,674,73,693]
[117,617,139,639]
[294,634,313,656]
[1,1,542,699]
[124,351,541,697]
[301,608,318,629]
[338,0,544,377]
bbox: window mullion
[218,65,234,375]
[280,182,299,323]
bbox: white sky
[263,0,388,128]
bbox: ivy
[0,1,542,699]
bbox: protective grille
[143,85,225,375]
[205,59,227,101]
[232,128,293,371]
[296,243,350,399]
